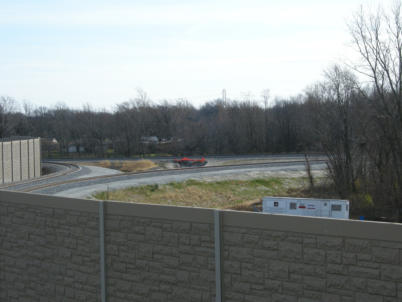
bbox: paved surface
[2,162,121,192]
[74,165,122,179]
[34,161,326,199]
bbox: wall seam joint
[214,210,222,302]
[99,201,107,302]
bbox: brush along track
[17,159,327,193]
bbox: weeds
[93,177,303,210]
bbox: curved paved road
[34,160,326,198]
[1,162,122,192]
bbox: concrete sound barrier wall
[2,142,12,183]
[1,190,402,301]
[12,140,21,181]
[20,140,29,180]
[0,137,40,184]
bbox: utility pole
[222,89,226,102]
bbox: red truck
[173,157,208,167]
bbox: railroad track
[15,159,327,194]
[0,161,80,191]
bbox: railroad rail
[12,159,327,194]
[0,161,80,191]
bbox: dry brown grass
[119,160,157,172]
[96,160,114,168]
[94,178,308,210]
[80,159,157,172]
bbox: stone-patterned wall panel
[105,215,216,301]
[2,191,402,302]
[222,225,402,302]
[20,140,29,180]
[0,201,101,301]
[2,142,12,183]
[12,140,21,181]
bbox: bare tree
[261,89,271,151]
[349,2,402,217]
[0,96,18,137]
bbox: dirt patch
[158,162,178,169]
[80,160,157,172]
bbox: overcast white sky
[0,0,383,109]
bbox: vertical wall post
[33,139,36,178]
[10,140,13,182]
[1,141,4,184]
[27,139,30,178]
[38,138,41,176]
[99,201,106,302]
[19,140,22,181]
[214,210,222,302]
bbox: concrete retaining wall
[0,138,40,184]
[1,190,402,301]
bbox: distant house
[67,145,85,153]
[141,136,159,144]
[41,137,60,156]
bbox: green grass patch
[93,177,315,210]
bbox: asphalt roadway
[33,160,326,199]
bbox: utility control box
[262,196,349,219]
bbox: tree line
[0,95,316,157]
[0,3,401,220]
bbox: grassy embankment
[93,177,335,210]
